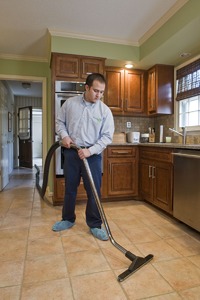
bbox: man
[52,73,114,241]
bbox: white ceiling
[0,0,185,61]
[0,0,194,96]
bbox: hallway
[0,168,200,299]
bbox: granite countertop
[110,142,200,150]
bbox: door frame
[0,74,47,166]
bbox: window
[176,58,200,130]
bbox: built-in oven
[55,81,85,175]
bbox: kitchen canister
[140,133,149,143]
[126,132,140,143]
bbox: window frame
[174,55,200,134]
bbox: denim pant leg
[81,154,102,228]
[62,149,81,222]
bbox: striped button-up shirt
[56,94,114,155]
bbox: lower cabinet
[102,146,138,199]
[139,147,173,213]
[53,177,87,205]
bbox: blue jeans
[62,148,102,228]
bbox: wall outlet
[126,121,131,128]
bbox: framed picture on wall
[8,112,12,132]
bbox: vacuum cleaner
[35,141,153,282]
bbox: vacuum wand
[35,141,153,281]
[70,143,153,281]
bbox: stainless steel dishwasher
[173,149,200,232]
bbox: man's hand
[61,136,74,148]
[78,148,91,160]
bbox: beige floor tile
[66,248,110,276]
[27,236,64,259]
[1,214,31,229]
[188,254,200,268]
[0,285,21,300]
[149,222,187,239]
[9,198,33,209]
[179,286,200,299]
[0,227,29,240]
[60,218,89,236]
[28,224,60,240]
[62,233,98,253]
[166,235,200,256]
[1,170,200,299]
[135,239,182,262]
[23,254,68,284]
[144,292,182,299]
[122,225,161,244]
[0,260,24,287]
[0,238,27,262]
[71,270,127,300]
[21,278,73,300]
[153,257,200,290]
[96,228,133,250]
[120,264,173,299]
[102,243,142,270]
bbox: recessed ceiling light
[125,64,134,69]
[22,82,31,89]
[179,52,191,58]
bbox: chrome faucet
[169,127,187,144]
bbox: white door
[0,84,9,190]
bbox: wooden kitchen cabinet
[139,147,173,213]
[102,146,138,199]
[51,53,105,81]
[104,67,146,115]
[53,177,87,205]
[147,64,174,115]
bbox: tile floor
[0,168,200,299]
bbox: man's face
[85,80,105,103]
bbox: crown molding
[0,53,48,63]
[48,29,139,47]
[139,0,189,45]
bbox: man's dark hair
[85,73,106,87]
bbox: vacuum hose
[35,141,60,198]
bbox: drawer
[139,147,173,163]
[108,146,137,158]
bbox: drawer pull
[152,166,156,179]
[111,151,130,154]
[148,165,152,178]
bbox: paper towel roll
[159,125,163,143]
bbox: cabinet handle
[125,99,128,110]
[109,163,111,174]
[148,165,152,178]
[152,166,156,179]
[111,150,130,154]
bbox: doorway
[0,75,47,189]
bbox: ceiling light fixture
[22,82,31,89]
[179,52,191,58]
[125,64,134,69]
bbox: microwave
[55,81,85,93]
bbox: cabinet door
[55,55,79,78]
[107,158,137,196]
[81,58,104,79]
[147,68,156,113]
[140,160,153,202]
[104,68,124,113]
[124,70,145,114]
[153,161,173,213]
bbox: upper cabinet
[51,53,105,81]
[147,64,174,115]
[104,67,146,116]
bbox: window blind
[176,58,200,101]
